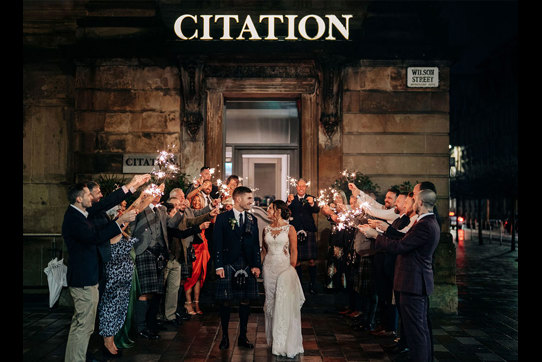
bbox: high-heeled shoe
[194,300,203,314]
[185,301,197,315]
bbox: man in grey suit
[361,189,440,362]
[129,187,183,339]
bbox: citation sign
[407,67,439,88]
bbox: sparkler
[317,186,369,232]
[119,183,165,237]
[287,176,311,194]
[151,146,179,182]
[341,169,357,183]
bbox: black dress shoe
[237,337,254,349]
[219,335,229,350]
[138,328,160,340]
[176,311,191,321]
[391,346,410,355]
[309,284,317,294]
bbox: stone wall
[23,61,75,233]
[73,59,184,178]
[342,62,450,227]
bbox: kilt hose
[215,257,260,302]
[297,231,318,261]
[135,249,165,295]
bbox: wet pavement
[23,233,518,361]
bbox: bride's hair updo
[271,200,291,221]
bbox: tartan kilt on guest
[353,255,375,297]
[215,257,259,301]
[135,249,165,295]
[297,231,318,261]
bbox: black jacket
[213,209,261,270]
[62,206,122,287]
[288,194,320,232]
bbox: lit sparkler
[151,146,179,182]
[341,169,357,183]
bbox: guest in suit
[367,192,410,338]
[214,186,262,350]
[129,186,183,340]
[369,192,418,355]
[413,181,441,360]
[287,178,320,294]
[62,183,137,362]
[360,189,440,362]
[86,174,151,297]
[185,166,220,200]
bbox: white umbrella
[43,258,67,308]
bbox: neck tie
[239,212,244,229]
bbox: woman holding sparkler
[183,194,212,315]
[321,190,350,292]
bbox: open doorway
[223,99,300,207]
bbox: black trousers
[398,292,432,362]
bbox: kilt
[297,231,318,261]
[214,257,259,301]
[353,255,375,297]
[135,249,165,295]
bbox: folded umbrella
[43,258,67,308]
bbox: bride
[262,200,305,358]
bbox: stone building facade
[23,0,456,312]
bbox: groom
[214,186,262,350]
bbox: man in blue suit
[62,183,137,362]
[361,189,440,362]
[214,186,262,350]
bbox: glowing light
[151,146,179,182]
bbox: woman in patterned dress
[98,231,138,356]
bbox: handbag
[186,244,196,263]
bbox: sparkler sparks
[151,146,179,182]
[341,169,357,183]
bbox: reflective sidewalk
[23,236,518,361]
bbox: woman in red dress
[184,194,211,315]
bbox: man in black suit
[62,183,137,362]
[213,186,261,350]
[287,178,320,294]
[86,174,151,297]
[361,189,440,362]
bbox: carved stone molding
[178,57,205,140]
[319,60,344,140]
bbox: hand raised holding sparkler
[358,224,378,239]
[287,194,295,204]
[126,174,152,191]
[116,209,138,225]
[348,182,360,197]
[367,219,389,231]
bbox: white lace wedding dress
[263,224,305,358]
